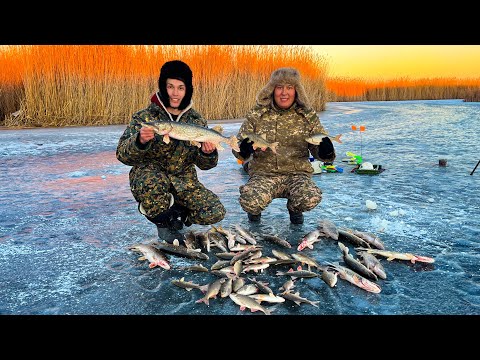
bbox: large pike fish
[355,248,435,264]
[141,120,240,152]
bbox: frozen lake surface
[1,99,479,316]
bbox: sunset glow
[311,45,480,81]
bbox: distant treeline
[1,45,479,128]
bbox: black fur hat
[158,60,193,110]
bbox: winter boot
[155,223,185,245]
[247,212,261,222]
[289,210,304,224]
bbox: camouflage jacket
[116,94,218,190]
[233,103,335,175]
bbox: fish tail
[229,135,240,152]
[333,134,342,143]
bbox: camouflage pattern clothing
[232,102,335,215]
[116,93,226,225]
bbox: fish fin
[212,125,223,133]
[297,265,302,271]
[195,297,208,305]
[216,143,225,151]
[185,288,193,291]
[270,142,279,154]
[240,305,246,311]
[173,239,179,246]
[308,244,313,249]
[149,263,156,268]
[162,134,170,144]
[311,301,320,307]
[387,256,395,261]
[294,301,302,306]
[180,277,185,281]
[333,134,342,144]
[190,140,201,148]
[229,135,240,152]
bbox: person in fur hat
[232,67,335,225]
[117,60,226,244]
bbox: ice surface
[1,99,479,315]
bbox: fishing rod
[471,159,480,175]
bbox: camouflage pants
[129,166,225,225]
[239,173,322,215]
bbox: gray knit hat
[256,67,311,109]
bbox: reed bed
[1,45,479,128]
[327,76,480,102]
[0,45,327,127]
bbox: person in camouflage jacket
[232,67,335,225]
[116,60,226,243]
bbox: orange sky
[310,45,480,81]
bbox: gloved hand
[239,138,254,159]
[317,137,334,158]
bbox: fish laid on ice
[297,229,323,251]
[338,242,378,281]
[338,228,370,248]
[327,262,381,294]
[196,278,225,305]
[229,293,275,315]
[357,251,387,280]
[355,248,435,264]
[240,131,279,154]
[351,229,385,250]
[276,267,319,280]
[305,131,343,144]
[141,120,240,152]
[318,219,339,240]
[128,243,170,270]
[153,241,209,261]
[281,291,320,308]
[320,270,338,288]
[171,277,205,292]
[261,233,292,249]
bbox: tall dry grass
[0,45,328,127]
[327,76,480,101]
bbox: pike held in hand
[141,120,240,152]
